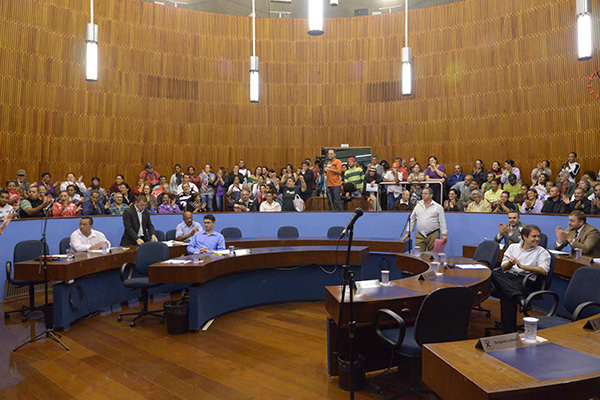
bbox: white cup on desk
[523,317,539,344]
[381,270,390,285]
[574,248,583,259]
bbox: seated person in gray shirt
[176,211,204,242]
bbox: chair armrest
[5,261,12,282]
[522,290,559,317]
[119,262,135,282]
[374,308,406,349]
[572,302,600,321]
[521,272,542,290]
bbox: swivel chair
[221,227,243,239]
[277,226,299,239]
[471,240,500,317]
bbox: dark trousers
[327,186,342,211]
[491,269,526,333]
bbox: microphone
[339,208,364,239]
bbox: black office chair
[327,226,344,239]
[373,287,474,399]
[277,226,299,239]
[538,232,548,249]
[59,237,71,254]
[165,229,177,241]
[523,266,600,330]
[486,251,555,336]
[117,242,169,327]
[341,182,356,210]
[221,227,242,239]
[154,230,166,242]
[471,240,500,317]
[4,240,48,321]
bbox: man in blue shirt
[187,214,226,254]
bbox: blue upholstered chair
[166,229,177,241]
[327,226,344,239]
[4,240,48,321]
[117,242,169,327]
[221,227,242,239]
[277,226,299,239]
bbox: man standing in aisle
[324,149,343,211]
[400,187,448,252]
[120,195,158,246]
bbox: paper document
[163,259,191,264]
[433,239,446,253]
[453,264,488,270]
[549,250,570,255]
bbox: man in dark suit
[555,210,600,257]
[120,195,158,246]
[494,211,525,247]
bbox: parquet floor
[0,296,504,400]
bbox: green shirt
[503,183,522,202]
[344,166,365,191]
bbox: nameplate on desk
[355,279,381,291]
[418,270,437,281]
[583,316,600,331]
[476,333,521,352]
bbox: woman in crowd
[214,167,226,211]
[199,164,216,212]
[141,183,157,213]
[132,177,145,195]
[108,174,125,194]
[531,160,552,185]
[60,172,86,193]
[158,193,180,214]
[52,190,80,217]
[444,188,461,212]
[471,159,487,186]
[227,175,243,203]
[66,184,84,206]
[118,183,136,205]
[489,161,502,179]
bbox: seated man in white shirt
[176,174,199,194]
[259,191,281,212]
[175,211,203,242]
[70,217,111,252]
[491,225,551,333]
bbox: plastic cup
[431,262,443,276]
[381,270,390,285]
[574,248,583,259]
[415,247,421,257]
[65,248,74,261]
[191,254,200,263]
[523,317,538,344]
[229,246,235,256]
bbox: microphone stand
[333,226,358,400]
[14,206,69,352]
[400,205,416,253]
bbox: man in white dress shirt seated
[70,217,111,252]
[175,211,204,242]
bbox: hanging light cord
[252,0,256,57]
[405,0,408,48]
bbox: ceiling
[144,0,463,18]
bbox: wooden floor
[0,295,506,400]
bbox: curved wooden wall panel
[0,0,598,185]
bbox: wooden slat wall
[0,0,598,186]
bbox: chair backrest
[277,226,299,238]
[327,226,344,239]
[413,286,474,347]
[541,251,555,291]
[135,242,169,276]
[564,266,600,318]
[221,227,242,239]
[472,240,500,269]
[59,237,71,254]
[166,229,177,241]
[14,240,49,263]
[154,230,166,242]
[538,232,548,249]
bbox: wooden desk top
[148,245,371,284]
[14,244,188,281]
[324,254,491,328]
[463,244,599,279]
[423,316,600,400]
[225,237,404,254]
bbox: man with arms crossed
[176,211,203,242]
[188,214,226,254]
[70,217,111,252]
[400,187,447,252]
[492,225,550,333]
[555,210,600,257]
[324,149,343,211]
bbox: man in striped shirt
[344,157,364,197]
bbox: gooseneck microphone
[339,208,364,239]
